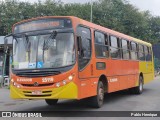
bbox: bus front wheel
[45,99,58,106]
[90,81,104,108]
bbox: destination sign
[13,18,72,33]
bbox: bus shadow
[20,88,152,112]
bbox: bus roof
[13,16,151,46]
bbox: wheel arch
[139,72,144,84]
[98,74,108,93]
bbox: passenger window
[138,44,145,61]
[130,42,138,60]
[110,36,121,59]
[95,32,105,44]
[146,46,152,61]
[139,44,144,53]
[110,36,118,47]
[94,31,109,58]
[144,46,148,54]
[121,39,130,59]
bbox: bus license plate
[32,90,42,95]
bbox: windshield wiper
[43,31,57,50]
[24,35,30,52]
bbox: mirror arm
[4,33,13,39]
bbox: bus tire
[129,76,143,94]
[45,99,58,106]
[90,81,104,108]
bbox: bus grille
[25,94,51,97]
[15,71,61,77]
[23,90,52,93]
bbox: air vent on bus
[22,83,54,87]
[25,94,51,97]
[15,71,61,77]
[23,90,52,93]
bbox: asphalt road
[0,76,160,120]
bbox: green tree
[0,0,160,45]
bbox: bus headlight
[56,83,60,87]
[68,75,73,81]
[14,82,22,88]
[55,74,75,88]
[13,82,16,86]
[16,83,22,88]
[11,79,14,83]
[11,80,22,88]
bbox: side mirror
[4,34,13,45]
[4,34,13,56]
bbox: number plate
[32,90,42,95]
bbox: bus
[5,16,154,108]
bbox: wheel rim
[139,80,143,92]
[98,87,104,102]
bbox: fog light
[13,82,16,86]
[68,75,73,81]
[56,83,60,87]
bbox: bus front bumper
[10,82,78,99]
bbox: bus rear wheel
[90,81,104,108]
[45,99,58,106]
[129,76,143,94]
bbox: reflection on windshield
[12,33,75,69]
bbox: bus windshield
[12,32,75,69]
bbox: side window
[130,42,138,60]
[121,39,130,59]
[77,26,91,70]
[146,46,152,61]
[110,36,121,59]
[138,44,145,61]
[144,46,148,61]
[94,31,109,58]
[149,47,153,61]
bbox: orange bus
[5,16,154,108]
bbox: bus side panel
[78,77,99,99]
[128,61,139,88]
[105,60,121,92]
[106,60,139,92]
[93,59,120,93]
[145,59,155,83]
[139,60,154,85]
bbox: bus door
[76,26,92,98]
[77,26,92,79]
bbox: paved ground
[0,76,160,120]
